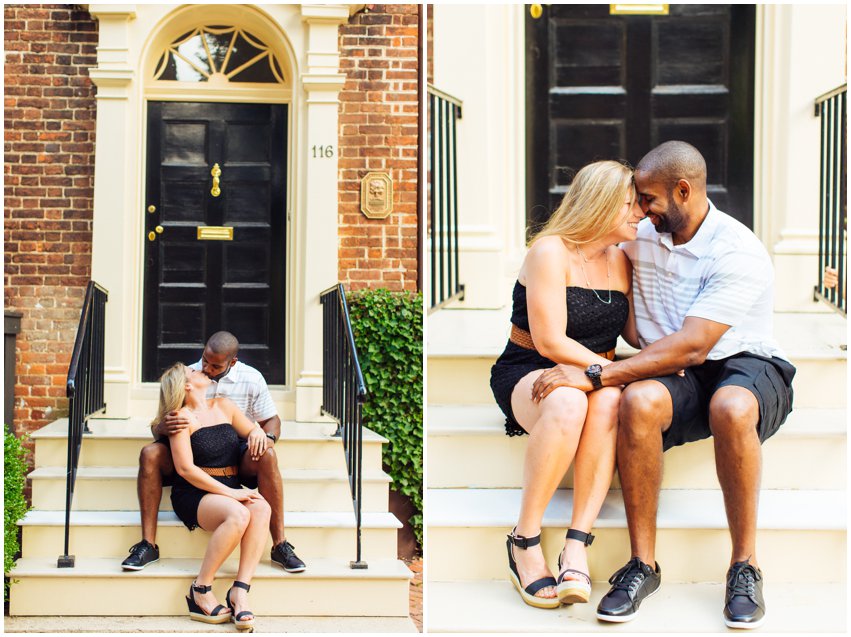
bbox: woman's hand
[227,487,264,503]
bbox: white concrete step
[31,418,385,471]
[29,466,391,513]
[19,510,400,561]
[4,615,417,633]
[426,488,846,582]
[427,580,846,633]
[427,405,846,489]
[7,557,411,617]
[427,308,847,408]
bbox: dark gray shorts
[649,352,796,451]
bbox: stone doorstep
[8,557,413,617]
[20,509,401,530]
[426,487,847,530]
[426,580,846,633]
[30,418,389,444]
[427,403,846,435]
[3,615,419,633]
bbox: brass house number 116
[312,145,334,158]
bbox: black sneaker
[121,539,159,571]
[596,557,661,622]
[724,560,765,629]
[271,540,306,573]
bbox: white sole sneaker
[724,615,766,630]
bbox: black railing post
[59,281,108,568]
[427,86,466,313]
[320,284,368,569]
[813,84,847,316]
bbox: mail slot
[610,4,669,15]
[197,226,234,241]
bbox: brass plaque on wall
[610,4,669,15]
[360,172,393,219]
[197,226,234,241]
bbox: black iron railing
[320,284,368,569]
[813,84,847,316]
[428,85,465,313]
[58,281,108,568]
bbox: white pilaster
[88,5,138,417]
[295,5,350,421]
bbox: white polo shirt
[622,201,787,361]
[188,360,277,423]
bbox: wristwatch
[265,433,277,444]
[584,364,604,390]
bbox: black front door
[526,4,755,230]
[143,101,287,383]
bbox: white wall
[432,4,526,309]
[758,5,847,310]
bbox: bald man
[531,142,795,629]
[121,331,306,574]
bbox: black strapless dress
[490,282,629,436]
[171,423,242,530]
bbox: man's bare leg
[241,447,306,572]
[137,442,173,543]
[122,442,173,570]
[596,380,671,622]
[240,448,285,545]
[616,380,673,566]
[709,386,761,567]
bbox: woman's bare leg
[192,494,250,615]
[558,386,620,581]
[510,369,589,599]
[230,497,272,620]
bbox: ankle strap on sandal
[507,529,542,550]
[566,528,595,546]
[192,581,213,594]
[231,580,251,592]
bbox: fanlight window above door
[154,26,286,84]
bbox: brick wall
[4,5,98,440]
[338,4,420,292]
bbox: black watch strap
[585,364,604,390]
[266,433,277,443]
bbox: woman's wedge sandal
[506,528,560,609]
[226,580,256,632]
[556,528,595,604]
[185,581,232,624]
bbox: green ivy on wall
[347,288,423,547]
[4,425,30,601]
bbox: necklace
[576,245,612,304]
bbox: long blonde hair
[151,362,188,428]
[531,160,636,246]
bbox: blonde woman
[490,160,644,608]
[155,362,271,631]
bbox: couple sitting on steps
[490,141,795,630]
[121,331,305,630]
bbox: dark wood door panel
[143,101,287,383]
[527,4,754,230]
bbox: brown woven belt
[199,465,239,477]
[510,324,615,361]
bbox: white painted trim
[88,4,357,421]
